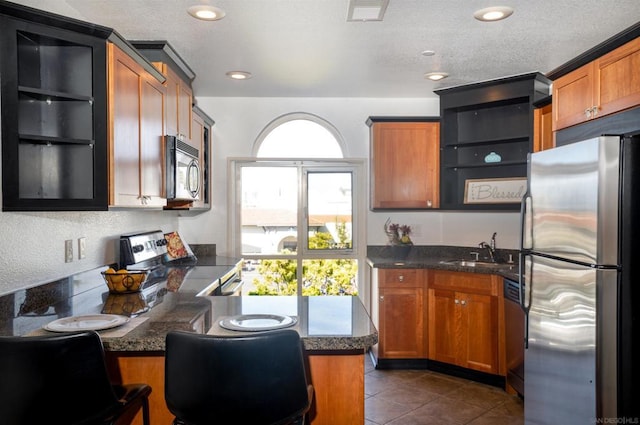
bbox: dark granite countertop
[0,254,377,353]
[367,245,520,282]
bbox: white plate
[44,314,129,332]
[219,314,297,332]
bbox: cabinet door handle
[585,108,592,119]
[380,296,384,301]
[398,275,404,282]
[460,300,467,306]
[592,106,599,117]
[455,299,460,304]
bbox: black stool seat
[0,330,151,425]
[165,329,313,425]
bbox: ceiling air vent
[347,0,390,22]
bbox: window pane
[302,259,358,296]
[241,167,297,255]
[258,119,342,158]
[307,172,352,250]
[244,259,297,295]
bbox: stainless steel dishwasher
[504,277,524,396]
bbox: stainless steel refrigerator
[520,135,639,424]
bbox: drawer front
[378,268,419,287]
[430,270,497,296]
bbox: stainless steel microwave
[165,135,200,201]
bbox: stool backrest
[0,331,121,425]
[165,329,311,425]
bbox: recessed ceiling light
[424,72,449,81]
[226,71,252,80]
[473,6,514,22]
[421,50,436,57]
[187,5,225,21]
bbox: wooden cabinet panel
[553,37,640,131]
[163,64,193,144]
[140,75,165,201]
[428,270,500,374]
[374,268,427,359]
[108,43,166,207]
[178,82,193,143]
[191,111,206,209]
[427,288,458,365]
[110,46,143,206]
[533,103,554,152]
[459,292,498,374]
[378,287,425,358]
[596,37,640,118]
[370,121,439,209]
[552,63,594,131]
[107,352,365,425]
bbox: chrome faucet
[479,232,497,262]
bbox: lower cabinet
[372,267,505,376]
[428,270,501,374]
[372,269,426,359]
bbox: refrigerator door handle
[519,192,532,253]
[520,252,533,349]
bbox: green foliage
[248,225,357,296]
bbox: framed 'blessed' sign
[464,177,527,204]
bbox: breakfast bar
[0,264,378,425]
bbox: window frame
[228,158,365,295]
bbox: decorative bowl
[101,270,149,294]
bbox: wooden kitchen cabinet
[372,268,427,360]
[161,64,193,144]
[552,36,640,131]
[533,100,554,152]
[108,43,166,207]
[428,270,501,374]
[190,106,214,210]
[368,118,440,210]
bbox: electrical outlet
[65,240,73,263]
[78,237,86,260]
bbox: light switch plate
[78,237,86,260]
[65,240,73,263]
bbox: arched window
[254,113,347,158]
[231,113,364,296]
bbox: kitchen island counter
[1,263,376,425]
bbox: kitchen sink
[439,259,507,269]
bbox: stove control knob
[156,239,167,246]
[132,244,145,253]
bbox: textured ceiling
[11,0,640,98]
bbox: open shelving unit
[436,73,551,211]
[1,4,110,211]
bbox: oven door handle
[220,278,244,295]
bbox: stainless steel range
[118,230,243,297]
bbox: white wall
[0,210,179,295]
[178,97,520,256]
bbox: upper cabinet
[0,4,111,211]
[368,117,440,210]
[159,63,193,143]
[552,36,640,131]
[191,106,214,210]
[435,73,551,211]
[533,97,553,152]
[129,41,196,145]
[108,43,166,207]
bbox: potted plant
[384,218,413,259]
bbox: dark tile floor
[364,354,524,425]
